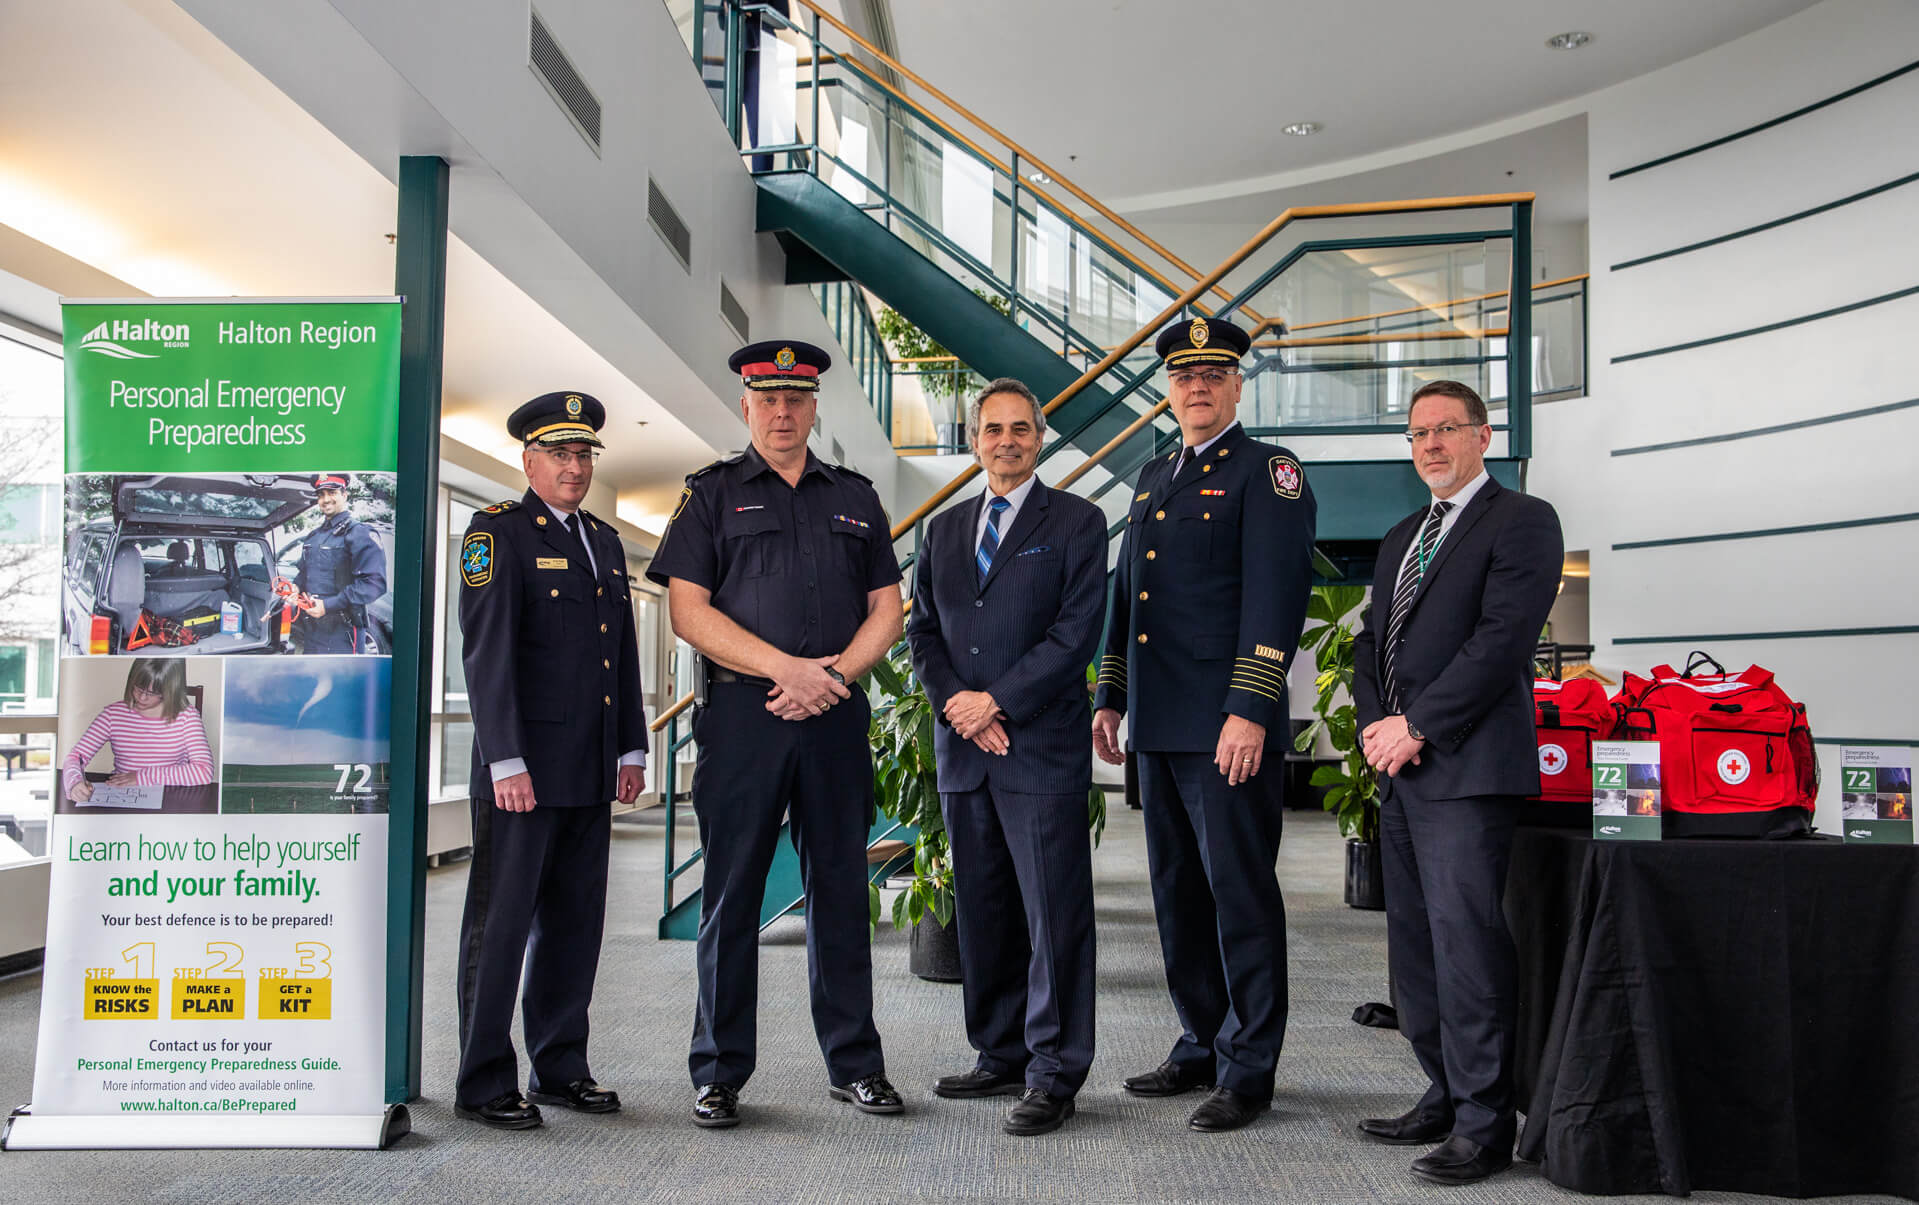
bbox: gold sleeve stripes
[1097,654,1130,690]
[1228,656,1287,701]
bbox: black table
[1507,827,1919,1199]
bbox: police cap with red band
[1156,315,1252,369]
[506,391,607,448]
[312,473,351,491]
[728,340,831,393]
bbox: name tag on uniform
[536,557,569,570]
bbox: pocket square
[1018,545,1051,556]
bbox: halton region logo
[77,318,191,359]
[1539,744,1569,776]
[1716,749,1751,785]
[1599,825,1622,835]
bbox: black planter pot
[908,911,963,983]
[1344,837,1387,911]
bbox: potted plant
[1293,580,1385,910]
[864,644,1109,981]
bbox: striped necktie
[977,496,1011,585]
[1383,501,1453,710]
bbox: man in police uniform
[1092,316,1316,1133]
[647,340,905,1129]
[294,473,387,653]
[454,391,648,1130]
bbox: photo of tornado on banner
[222,659,391,815]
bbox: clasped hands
[765,655,852,721]
[945,690,1008,755]
[1362,714,1426,777]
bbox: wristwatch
[1404,718,1426,742]
[824,667,847,686]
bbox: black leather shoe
[933,1066,1026,1099]
[828,1072,905,1114]
[1358,1105,1453,1145]
[1187,1086,1268,1133]
[1003,1089,1074,1136]
[454,1091,542,1130]
[1410,1135,1513,1185]
[1122,1060,1210,1098]
[528,1078,620,1113]
[693,1083,741,1129]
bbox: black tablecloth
[1507,828,1919,1199]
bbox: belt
[708,665,776,689]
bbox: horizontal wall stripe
[1611,285,1919,364]
[1614,625,1919,646]
[1609,59,1919,180]
[1813,737,1914,748]
[1612,511,1919,551]
[1612,396,1919,456]
[1611,171,1919,271]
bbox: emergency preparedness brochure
[12,298,401,1150]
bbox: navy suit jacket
[1352,476,1563,800]
[907,480,1107,794]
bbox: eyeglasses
[1404,421,1482,444]
[1169,369,1239,388]
[538,447,601,467]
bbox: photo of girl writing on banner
[58,657,218,815]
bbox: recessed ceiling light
[1027,170,1051,184]
[1545,31,1592,50]
[1280,121,1322,137]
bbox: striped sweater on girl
[61,703,214,794]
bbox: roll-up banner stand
[4,299,409,1150]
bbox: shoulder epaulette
[832,463,873,484]
[479,498,520,515]
[686,453,746,484]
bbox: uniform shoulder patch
[480,499,520,515]
[1268,454,1303,499]
[461,531,494,587]
[669,485,692,522]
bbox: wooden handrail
[785,0,1249,321]
[1287,273,1590,333]
[649,691,697,733]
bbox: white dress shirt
[1393,467,1492,587]
[973,472,1039,554]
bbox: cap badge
[565,394,583,417]
[1189,318,1209,348]
[775,346,797,370]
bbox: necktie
[1173,446,1194,480]
[563,512,595,578]
[1383,501,1453,710]
[977,496,1011,586]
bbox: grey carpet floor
[0,807,1899,1203]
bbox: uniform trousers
[1138,750,1289,1100]
[688,681,883,1089]
[300,613,360,654]
[455,799,610,1109]
[1379,780,1522,1150]
[942,784,1096,1098]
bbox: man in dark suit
[906,378,1107,1137]
[454,391,649,1130]
[1352,379,1563,1184]
[1092,317,1317,1133]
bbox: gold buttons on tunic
[536,515,548,526]
[603,659,610,669]
[603,695,611,705]
[1203,512,1211,520]
[549,588,559,598]
[597,587,603,596]
[1146,550,1157,560]
[600,623,608,633]
[1154,510,1165,520]
[1137,633,1148,644]
[1202,464,1212,473]
[1139,591,1149,601]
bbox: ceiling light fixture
[1280,121,1322,137]
[1545,31,1592,50]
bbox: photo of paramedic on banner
[219,658,390,815]
[56,657,221,815]
[60,472,394,657]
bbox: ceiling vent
[529,8,602,155]
[718,280,750,342]
[648,177,693,272]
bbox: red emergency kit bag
[1523,677,1616,828]
[1615,651,1816,838]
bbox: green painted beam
[754,172,1133,449]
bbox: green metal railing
[809,279,892,430]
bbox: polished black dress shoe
[693,1082,741,1129]
[1003,1089,1075,1136]
[1410,1134,1513,1185]
[828,1072,905,1114]
[1358,1105,1453,1145]
[933,1066,1025,1099]
[1187,1087,1268,1133]
[1122,1060,1210,1097]
[528,1078,620,1113]
[454,1091,542,1130]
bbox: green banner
[63,300,400,474]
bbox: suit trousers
[1379,779,1522,1150]
[1137,750,1288,1099]
[942,784,1096,1097]
[687,682,884,1089]
[455,799,610,1109]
